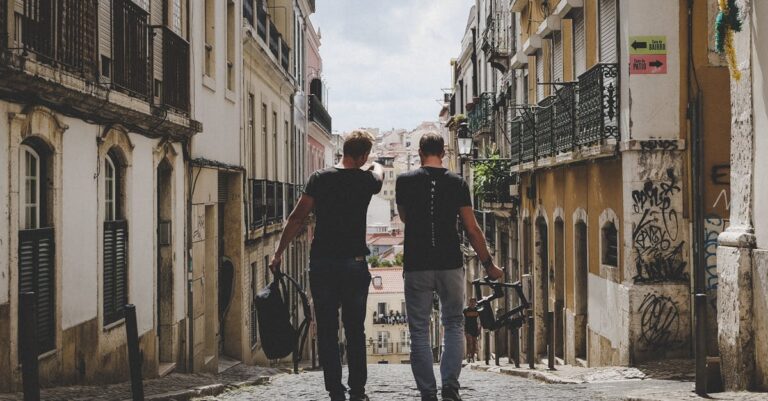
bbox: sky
[311,0,475,134]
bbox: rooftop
[369,267,405,294]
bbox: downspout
[471,27,479,98]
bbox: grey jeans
[404,268,466,397]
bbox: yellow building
[448,0,730,368]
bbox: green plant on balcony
[472,145,510,204]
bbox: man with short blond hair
[270,130,383,401]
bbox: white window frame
[105,155,116,222]
[21,145,40,230]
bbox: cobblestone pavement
[0,364,283,401]
[198,364,620,401]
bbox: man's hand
[485,263,504,281]
[269,254,283,274]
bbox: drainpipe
[471,27,479,98]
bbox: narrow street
[197,364,691,401]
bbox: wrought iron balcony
[468,92,495,135]
[309,94,332,133]
[266,180,276,223]
[520,113,536,164]
[482,11,512,72]
[13,0,98,75]
[162,27,190,113]
[535,97,555,159]
[268,21,279,59]
[280,40,290,72]
[113,0,150,98]
[508,117,523,164]
[577,63,619,146]
[553,84,577,154]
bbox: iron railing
[469,92,495,135]
[577,63,619,146]
[520,113,536,163]
[309,94,332,133]
[162,27,190,113]
[535,97,555,158]
[482,10,511,71]
[553,84,577,154]
[266,180,276,223]
[15,0,98,75]
[113,0,150,98]
[268,21,279,59]
[286,183,295,214]
[277,182,284,221]
[280,40,290,71]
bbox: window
[572,8,586,77]
[104,151,128,326]
[264,255,270,285]
[204,0,215,77]
[602,221,618,267]
[598,0,618,63]
[21,146,40,230]
[377,302,388,316]
[553,31,564,83]
[262,103,268,177]
[226,0,235,90]
[169,0,183,35]
[251,261,259,346]
[535,50,544,102]
[248,94,255,173]
[272,112,278,180]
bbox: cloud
[312,0,474,132]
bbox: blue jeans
[404,268,466,397]
[310,257,372,400]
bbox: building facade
[446,0,730,369]
[366,268,411,365]
[0,0,198,390]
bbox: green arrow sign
[629,36,667,55]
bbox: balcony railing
[520,113,536,164]
[535,97,554,159]
[268,21,279,59]
[309,94,332,133]
[266,180,276,223]
[469,92,495,135]
[553,84,577,154]
[162,27,190,113]
[286,183,295,214]
[482,11,511,72]
[577,63,619,146]
[277,182,285,221]
[15,0,98,75]
[113,0,150,98]
[280,40,290,71]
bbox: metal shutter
[104,220,128,325]
[18,228,56,353]
[599,0,618,63]
[536,50,544,102]
[553,31,564,83]
[573,9,586,77]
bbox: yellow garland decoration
[719,0,741,80]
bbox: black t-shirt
[305,167,383,259]
[395,167,472,271]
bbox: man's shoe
[421,395,439,401]
[350,395,369,401]
[441,387,462,401]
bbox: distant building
[366,268,410,364]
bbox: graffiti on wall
[704,215,728,309]
[638,293,682,349]
[631,168,689,283]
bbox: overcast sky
[311,1,474,134]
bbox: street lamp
[457,121,473,159]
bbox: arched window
[601,221,618,267]
[103,149,128,326]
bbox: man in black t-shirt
[396,133,502,401]
[269,130,383,401]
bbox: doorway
[574,221,588,360]
[554,218,565,360]
[156,160,174,371]
[534,216,549,358]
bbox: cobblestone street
[199,364,621,401]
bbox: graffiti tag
[639,293,681,349]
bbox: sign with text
[629,36,667,55]
[630,55,668,74]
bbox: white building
[366,268,410,364]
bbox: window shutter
[536,50,544,102]
[18,228,56,353]
[553,31,564,83]
[573,9,586,77]
[599,0,618,63]
[104,220,128,325]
